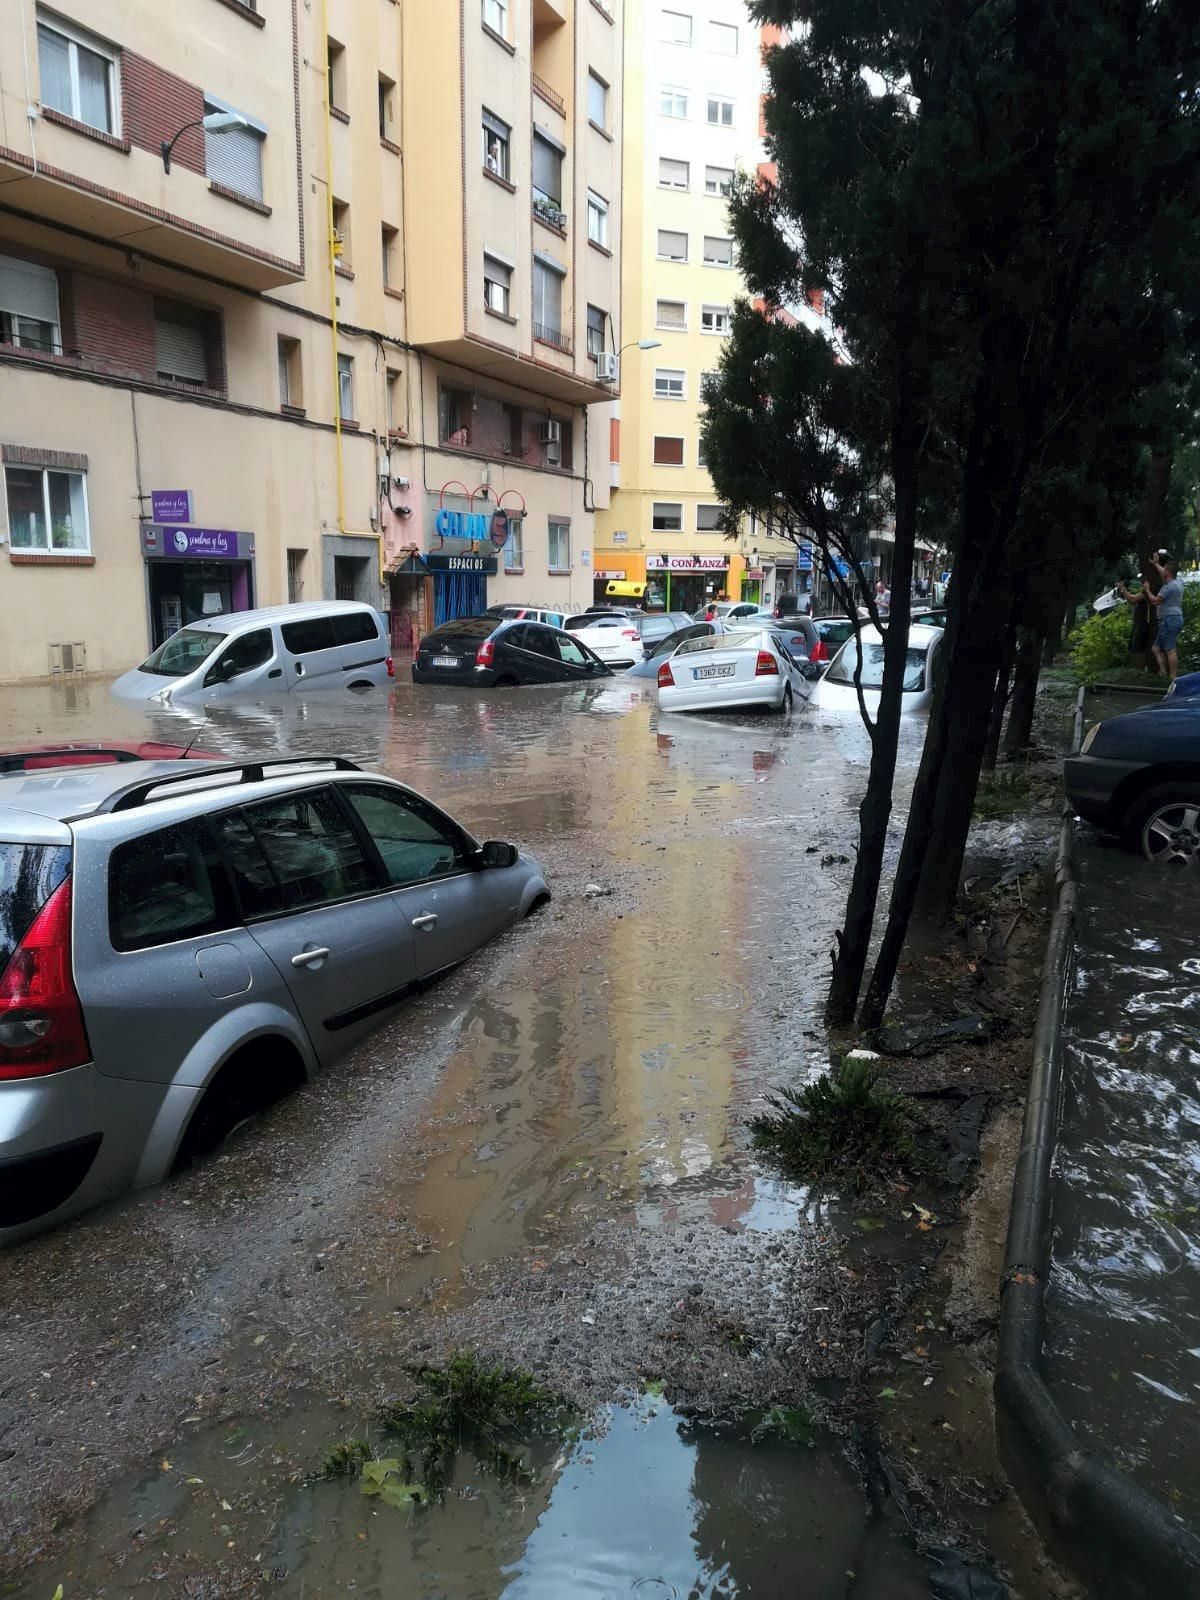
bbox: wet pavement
[1,674,953,1596]
[1047,838,1200,1525]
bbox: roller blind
[155,316,207,383]
[0,253,60,325]
[205,107,265,203]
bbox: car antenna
[178,716,211,759]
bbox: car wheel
[1125,783,1200,866]
[777,685,794,715]
[493,675,518,688]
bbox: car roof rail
[99,757,363,815]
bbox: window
[286,548,307,602]
[381,225,398,288]
[154,299,214,387]
[332,199,351,267]
[696,503,725,531]
[4,464,90,553]
[698,437,708,468]
[482,110,511,180]
[708,20,737,53]
[440,387,470,444]
[652,502,683,531]
[277,335,301,408]
[659,86,688,118]
[661,9,692,43]
[482,0,508,36]
[0,253,60,354]
[659,157,689,189]
[656,299,686,329]
[653,436,685,466]
[386,369,401,431]
[654,368,686,399]
[110,822,231,953]
[232,791,374,915]
[484,253,512,315]
[204,630,273,686]
[346,787,467,887]
[548,519,571,572]
[657,229,687,261]
[532,133,564,209]
[281,615,337,654]
[557,635,590,667]
[588,71,608,129]
[378,73,395,139]
[203,97,265,203]
[337,353,354,421]
[706,97,733,126]
[533,256,565,340]
[503,517,524,571]
[326,36,347,112]
[37,12,118,135]
[587,190,609,248]
[586,304,607,359]
[705,165,733,196]
[701,303,731,334]
[703,235,733,266]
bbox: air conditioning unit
[596,352,618,382]
[48,641,86,675]
[539,418,563,445]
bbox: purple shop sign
[163,526,237,558]
[150,489,193,523]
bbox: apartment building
[0,0,622,682]
[594,0,804,613]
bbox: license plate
[432,655,460,668]
[695,663,736,680]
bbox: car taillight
[810,639,828,663]
[477,638,495,668]
[657,661,675,687]
[0,877,90,1081]
[386,655,395,678]
[755,650,779,676]
[622,629,639,640]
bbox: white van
[110,602,393,706]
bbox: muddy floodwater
[0,674,963,1595]
[1048,838,1200,1525]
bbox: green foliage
[378,1353,560,1496]
[750,1057,923,1193]
[750,1405,815,1448]
[973,768,1033,821]
[359,1458,427,1509]
[322,1437,371,1478]
[1068,586,1200,683]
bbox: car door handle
[411,913,439,930]
[291,946,330,967]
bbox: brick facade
[121,52,205,175]
[67,272,157,381]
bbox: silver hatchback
[0,757,549,1243]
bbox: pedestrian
[874,579,891,620]
[1119,555,1184,681]
[704,599,719,622]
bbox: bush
[1068,584,1200,684]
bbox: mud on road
[0,676,1069,1597]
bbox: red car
[0,741,224,774]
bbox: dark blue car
[1163,670,1200,702]
[1064,702,1200,865]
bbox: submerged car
[563,612,646,668]
[1065,703,1200,863]
[413,617,610,685]
[0,755,549,1242]
[656,629,815,715]
[810,623,944,714]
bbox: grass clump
[973,766,1033,820]
[321,1437,371,1477]
[750,1057,923,1193]
[379,1352,560,1495]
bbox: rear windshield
[424,618,496,640]
[816,620,853,645]
[140,628,226,678]
[677,632,757,656]
[0,843,71,972]
[827,640,927,691]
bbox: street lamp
[162,109,251,173]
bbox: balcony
[534,322,572,355]
[532,74,565,115]
[532,194,568,232]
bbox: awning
[390,552,429,576]
[606,580,646,598]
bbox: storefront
[140,522,256,649]
[740,566,765,605]
[646,554,730,613]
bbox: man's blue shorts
[1156,613,1184,652]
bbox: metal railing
[533,322,572,354]
[532,73,565,113]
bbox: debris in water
[584,884,612,898]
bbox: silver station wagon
[0,757,548,1243]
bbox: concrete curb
[994,687,1200,1598]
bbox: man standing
[1120,555,1184,681]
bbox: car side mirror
[479,840,518,869]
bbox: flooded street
[0,675,946,1597]
[1047,839,1200,1523]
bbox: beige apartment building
[0,0,622,683]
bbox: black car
[413,617,612,687]
[1064,702,1200,863]
[812,616,855,662]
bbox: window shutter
[660,158,688,187]
[155,318,207,383]
[0,254,60,325]
[205,121,264,202]
[658,230,687,259]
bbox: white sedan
[810,623,943,714]
[564,612,645,667]
[656,629,813,714]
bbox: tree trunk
[1003,625,1044,759]
[825,430,921,1027]
[982,615,1017,772]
